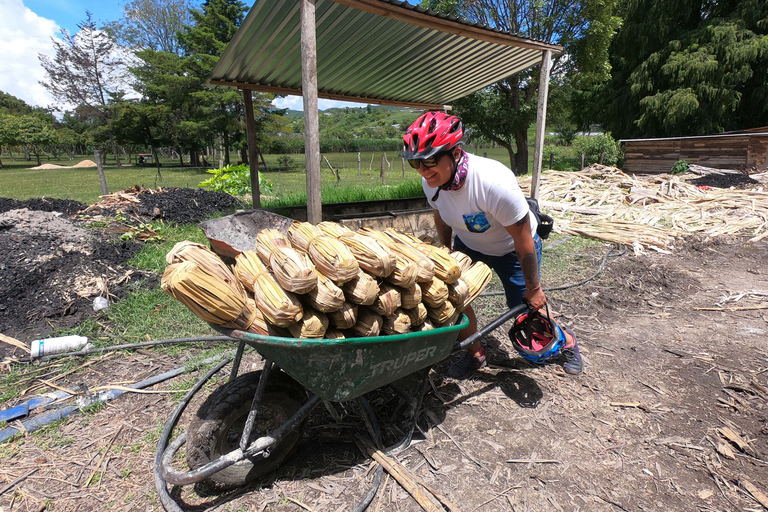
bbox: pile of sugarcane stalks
[520,165,768,253]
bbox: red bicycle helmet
[402,111,465,160]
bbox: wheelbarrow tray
[213,314,469,402]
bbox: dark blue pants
[453,235,542,309]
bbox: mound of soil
[0,187,244,346]
[686,173,760,189]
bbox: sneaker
[447,352,487,380]
[561,329,583,375]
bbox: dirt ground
[1,185,767,512]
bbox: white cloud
[272,95,371,112]
[0,0,60,108]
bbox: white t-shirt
[424,152,536,257]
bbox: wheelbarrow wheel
[186,369,307,492]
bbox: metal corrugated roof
[210,0,562,109]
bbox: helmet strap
[430,150,460,202]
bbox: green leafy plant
[199,164,273,196]
[573,133,622,166]
[670,160,690,175]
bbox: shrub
[670,160,689,175]
[199,164,273,196]
[572,133,622,166]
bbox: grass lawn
[0,147,530,204]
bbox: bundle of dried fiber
[447,278,470,310]
[418,245,461,284]
[426,300,457,325]
[327,302,358,329]
[251,271,303,327]
[404,303,427,326]
[419,277,449,308]
[399,283,422,309]
[288,221,322,252]
[413,319,435,331]
[161,261,258,331]
[383,251,419,288]
[450,251,473,274]
[324,329,345,340]
[371,282,402,317]
[255,229,291,267]
[249,299,269,335]
[307,235,359,283]
[418,234,446,248]
[387,242,435,283]
[269,246,318,294]
[382,227,423,247]
[302,270,345,312]
[382,308,411,335]
[234,250,268,292]
[347,307,382,337]
[339,232,394,278]
[463,261,493,308]
[318,221,353,238]
[288,308,329,339]
[166,241,242,292]
[342,269,379,305]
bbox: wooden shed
[621,128,768,174]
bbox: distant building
[621,127,768,174]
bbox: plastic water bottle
[30,335,90,358]
[93,296,109,312]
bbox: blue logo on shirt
[463,212,490,233]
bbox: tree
[39,11,132,166]
[599,0,768,138]
[426,0,621,175]
[1,114,57,166]
[104,0,195,55]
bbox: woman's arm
[505,216,546,311]
[433,209,453,248]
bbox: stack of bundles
[255,229,291,268]
[162,261,263,333]
[163,222,494,341]
[288,221,322,252]
[307,235,359,283]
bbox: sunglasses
[407,151,448,169]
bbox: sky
[0,0,359,112]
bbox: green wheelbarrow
[153,305,525,504]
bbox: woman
[402,111,582,379]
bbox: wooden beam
[242,89,261,208]
[531,49,551,200]
[211,80,447,110]
[301,0,322,224]
[328,0,562,53]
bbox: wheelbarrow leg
[385,366,432,454]
[239,359,274,452]
[229,340,247,382]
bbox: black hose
[153,357,233,512]
[351,396,385,512]
[479,244,626,298]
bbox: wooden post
[549,152,554,170]
[94,150,108,195]
[242,89,261,208]
[401,157,405,177]
[531,49,552,200]
[580,153,585,170]
[357,152,361,176]
[381,154,386,185]
[301,0,321,224]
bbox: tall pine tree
[600,0,768,138]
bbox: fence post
[94,150,108,195]
[357,152,361,176]
[549,152,554,170]
[401,157,405,177]
[580,153,585,170]
[380,154,386,185]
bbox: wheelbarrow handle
[453,303,529,352]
